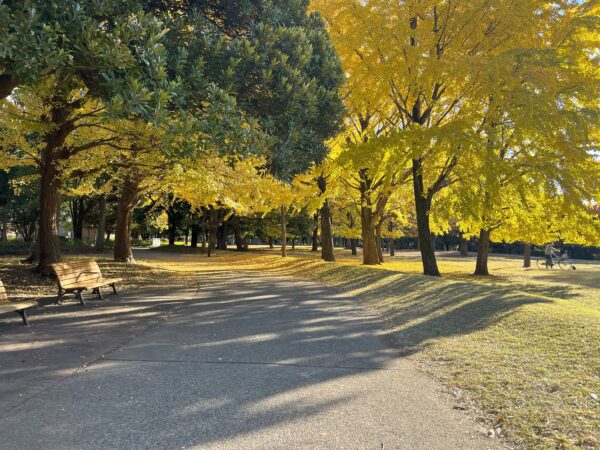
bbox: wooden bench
[0,279,38,325]
[51,261,122,306]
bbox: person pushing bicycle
[544,242,560,268]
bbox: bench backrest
[51,261,104,289]
[0,279,8,303]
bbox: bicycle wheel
[558,259,574,270]
[536,257,548,269]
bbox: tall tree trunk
[311,213,319,252]
[360,205,379,265]
[233,217,246,251]
[351,238,358,256]
[114,177,139,263]
[459,234,469,257]
[37,147,61,275]
[280,206,287,257]
[388,221,395,256]
[70,197,86,241]
[191,223,200,248]
[96,196,107,250]
[412,158,440,276]
[317,177,335,262]
[167,206,177,246]
[523,243,531,268]
[474,229,491,276]
[376,221,384,263]
[216,223,228,250]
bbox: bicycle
[536,254,576,270]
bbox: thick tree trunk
[280,206,287,257]
[375,222,384,263]
[360,206,379,265]
[167,206,177,246]
[233,217,246,251]
[70,198,86,241]
[96,196,107,250]
[474,229,491,276]
[207,230,216,257]
[317,177,335,262]
[216,224,228,250]
[412,158,440,276]
[320,203,335,262]
[311,213,319,252]
[37,149,61,275]
[459,235,469,257]
[114,177,139,263]
[191,224,200,248]
[523,243,531,268]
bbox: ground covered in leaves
[1,246,598,449]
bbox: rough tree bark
[37,135,63,274]
[459,234,469,257]
[375,221,384,263]
[114,176,140,263]
[474,229,491,276]
[523,243,531,268]
[280,206,287,258]
[360,205,379,265]
[317,177,335,262]
[216,223,228,250]
[412,158,440,276]
[167,205,177,246]
[388,221,395,257]
[190,223,200,248]
[311,213,319,252]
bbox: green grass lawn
[1,246,598,449]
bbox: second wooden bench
[51,261,123,306]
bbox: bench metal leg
[76,290,85,306]
[16,310,29,326]
[93,287,103,300]
[111,283,119,295]
[57,288,64,305]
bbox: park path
[0,271,500,449]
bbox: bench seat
[51,261,123,306]
[0,279,38,325]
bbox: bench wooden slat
[51,261,121,305]
[0,279,37,325]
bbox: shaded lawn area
[1,247,599,449]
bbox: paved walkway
[0,271,500,449]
